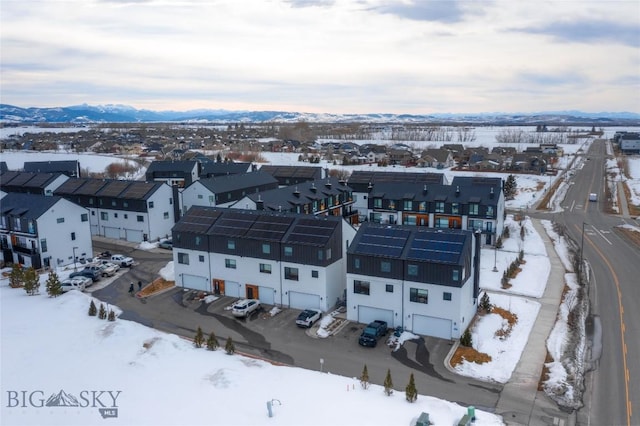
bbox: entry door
[246,284,258,299]
[213,279,225,295]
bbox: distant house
[510,153,547,174]
[145,160,200,188]
[258,165,324,187]
[618,133,640,154]
[0,171,69,196]
[23,160,81,178]
[0,192,92,270]
[418,149,454,169]
[200,162,253,178]
[388,148,414,166]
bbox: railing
[12,245,39,255]
[342,209,358,217]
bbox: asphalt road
[550,140,639,426]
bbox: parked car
[60,277,89,292]
[158,239,173,250]
[358,320,388,347]
[296,309,322,328]
[111,254,134,267]
[97,263,118,277]
[69,267,100,282]
[231,299,261,318]
[94,259,120,272]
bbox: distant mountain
[1,103,638,125]
[45,389,80,407]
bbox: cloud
[375,0,469,23]
[514,19,640,47]
[286,0,335,8]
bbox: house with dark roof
[0,193,92,270]
[172,207,356,311]
[23,160,81,178]
[346,222,480,339]
[258,165,324,187]
[232,177,357,223]
[0,171,69,196]
[180,171,278,213]
[417,148,455,169]
[200,162,253,178]
[145,160,200,188]
[54,178,174,242]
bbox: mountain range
[1,103,638,125]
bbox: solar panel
[75,179,108,195]
[98,180,130,197]
[53,177,87,194]
[285,218,338,245]
[121,182,155,199]
[353,226,410,258]
[174,207,220,233]
[0,171,20,185]
[407,231,466,263]
[22,173,53,188]
[5,173,35,186]
[211,211,257,236]
[246,215,294,241]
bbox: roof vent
[258,194,262,202]
[367,181,373,191]
[423,184,428,194]
[293,186,300,197]
[325,179,332,189]
[455,185,460,197]
[490,187,495,199]
[310,182,316,192]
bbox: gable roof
[0,171,66,191]
[200,162,252,177]
[23,160,79,176]
[146,160,198,174]
[258,165,323,180]
[244,177,352,211]
[195,171,278,194]
[348,170,445,192]
[54,178,165,200]
[0,192,68,221]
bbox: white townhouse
[0,171,69,196]
[54,178,175,242]
[346,222,481,340]
[172,207,356,312]
[0,192,92,269]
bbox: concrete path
[494,218,574,426]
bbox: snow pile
[158,261,175,281]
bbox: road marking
[578,223,633,426]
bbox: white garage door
[289,291,321,310]
[258,286,275,305]
[182,274,210,292]
[358,306,394,327]
[224,281,240,298]
[90,225,99,235]
[125,229,143,243]
[412,315,452,340]
[104,226,120,239]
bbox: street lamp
[72,246,78,271]
[493,245,498,272]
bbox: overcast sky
[1,0,639,114]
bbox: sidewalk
[494,218,573,426]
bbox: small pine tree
[460,329,473,347]
[206,332,219,351]
[194,326,204,348]
[88,300,97,316]
[107,310,116,321]
[503,226,510,239]
[359,365,370,390]
[9,264,24,288]
[98,303,107,319]
[405,373,417,403]
[23,267,39,296]
[519,249,524,263]
[504,174,517,200]
[45,271,63,297]
[479,292,492,314]
[225,337,235,354]
[383,369,393,396]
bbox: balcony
[12,245,39,255]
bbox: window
[486,206,494,217]
[326,248,331,260]
[198,255,205,262]
[388,201,396,210]
[124,214,128,219]
[197,194,203,199]
[403,200,412,211]
[40,239,47,253]
[407,264,418,276]
[443,292,452,301]
[318,250,323,261]
[227,240,235,250]
[148,201,154,208]
[410,288,428,304]
[100,212,108,221]
[468,219,483,230]
[284,267,299,281]
[81,213,88,222]
[137,215,144,222]
[381,261,391,273]
[71,232,76,241]
[435,202,445,213]
[453,269,460,281]
[451,203,459,214]
[260,263,272,274]
[57,217,65,224]
[111,200,117,207]
[373,198,382,208]
[385,284,394,293]
[225,259,236,269]
[418,201,427,212]
[436,217,449,228]
[91,211,96,216]
[354,280,370,295]
[354,258,361,269]
[195,236,202,246]
[177,253,189,265]
[114,213,119,218]
[164,212,169,219]
[311,270,319,278]
[89,198,94,205]
[284,246,293,257]
[262,243,271,254]
[123,201,128,208]
[469,203,479,215]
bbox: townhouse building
[172,207,357,312]
[145,160,200,188]
[0,171,69,196]
[346,222,480,340]
[23,160,81,178]
[54,178,175,242]
[258,165,324,187]
[0,192,92,269]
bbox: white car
[111,254,134,267]
[231,299,261,318]
[97,263,118,277]
[296,309,322,328]
[94,259,121,272]
[60,277,89,292]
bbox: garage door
[90,225,99,235]
[104,226,120,239]
[224,281,240,298]
[258,286,275,305]
[358,306,394,327]
[125,229,143,243]
[412,315,452,340]
[289,291,321,310]
[182,274,210,292]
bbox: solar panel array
[121,182,155,199]
[285,218,337,246]
[53,177,87,195]
[75,179,109,195]
[0,171,20,186]
[22,173,54,188]
[98,180,130,197]
[246,215,294,241]
[174,207,220,233]
[407,231,465,264]
[349,171,444,185]
[5,173,35,186]
[210,211,257,236]
[353,226,410,258]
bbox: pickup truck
[111,254,134,267]
[358,320,388,347]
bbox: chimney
[325,179,332,189]
[455,185,460,197]
[367,181,373,191]
[293,186,300,197]
[310,182,316,192]
[423,184,428,194]
[490,187,495,199]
